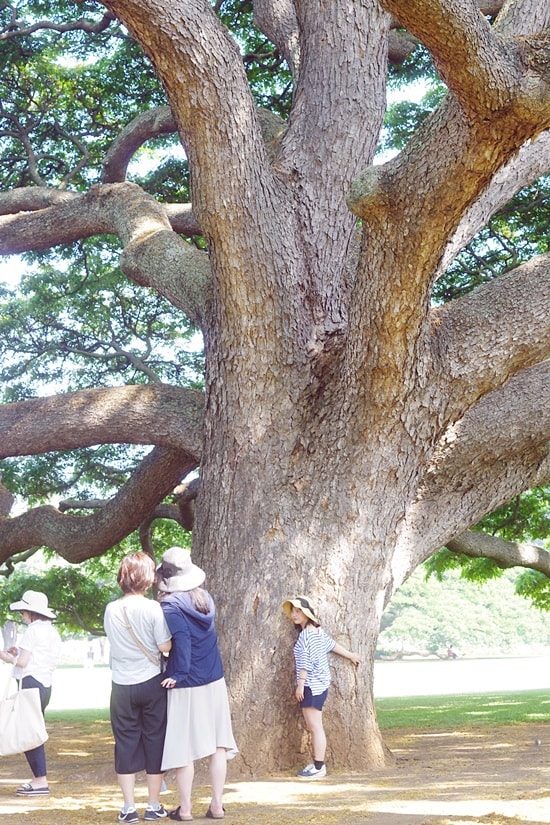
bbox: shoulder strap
[122,606,161,668]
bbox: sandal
[168,807,193,821]
[205,808,225,819]
[16,782,50,796]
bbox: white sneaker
[297,762,327,779]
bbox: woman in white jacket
[0,589,61,796]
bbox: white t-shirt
[17,619,62,687]
[104,594,171,685]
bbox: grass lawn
[376,688,550,729]
[47,706,111,724]
[45,688,550,730]
[5,691,547,825]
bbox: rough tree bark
[0,0,549,773]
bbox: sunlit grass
[45,690,550,731]
[47,707,110,724]
[376,688,550,729]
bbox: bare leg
[117,773,136,809]
[146,773,164,808]
[208,748,227,817]
[301,707,327,762]
[174,763,194,818]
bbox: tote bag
[0,681,48,757]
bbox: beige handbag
[0,680,48,756]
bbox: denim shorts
[300,686,328,710]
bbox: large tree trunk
[191,245,438,771]
[194,440,393,772]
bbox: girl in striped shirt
[282,596,360,779]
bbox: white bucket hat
[156,546,206,593]
[9,590,56,619]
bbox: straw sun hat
[282,595,320,625]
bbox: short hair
[117,552,156,594]
[20,609,53,623]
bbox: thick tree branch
[0,480,14,517]
[251,1,503,74]
[0,184,125,250]
[432,254,550,412]
[349,2,550,316]
[430,361,550,483]
[439,130,550,273]
[379,0,524,116]
[349,105,550,396]
[101,0,274,247]
[253,0,300,78]
[394,456,550,592]
[0,8,117,40]
[349,79,550,252]
[0,187,78,215]
[479,0,504,14]
[387,29,419,65]
[0,183,202,237]
[138,493,195,557]
[495,0,550,35]
[447,530,550,577]
[0,445,197,562]
[102,106,180,184]
[102,102,287,186]
[173,475,199,531]
[277,1,389,214]
[0,183,209,325]
[58,498,107,512]
[391,361,550,583]
[0,384,204,459]
[255,3,392,334]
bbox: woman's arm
[331,642,360,666]
[295,668,308,702]
[0,647,31,668]
[160,608,190,688]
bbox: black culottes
[110,673,167,775]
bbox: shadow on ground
[1,720,549,825]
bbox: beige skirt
[161,677,238,770]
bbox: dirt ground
[0,719,549,825]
